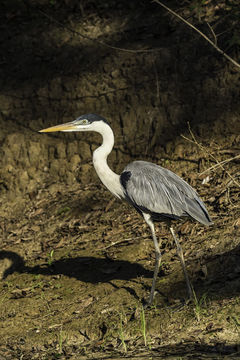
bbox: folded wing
[120,161,212,225]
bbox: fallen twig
[97,237,142,251]
[199,154,240,175]
[181,124,240,188]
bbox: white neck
[92,122,124,199]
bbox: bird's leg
[169,226,193,299]
[143,213,162,305]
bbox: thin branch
[153,0,240,70]
[206,21,217,46]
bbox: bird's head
[39,113,109,133]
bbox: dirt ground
[0,1,240,359]
[1,135,239,359]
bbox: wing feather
[120,161,212,225]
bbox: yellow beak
[39,122,77,133]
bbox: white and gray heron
[40,113,213,305]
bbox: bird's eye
[81,119,88,125]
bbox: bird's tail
[186,197,213,226]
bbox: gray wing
[120,161,212,225]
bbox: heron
[39,113,213,305]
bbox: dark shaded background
[0,0,239,198]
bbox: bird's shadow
[1,243,240,302]
[0,250,152,287]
